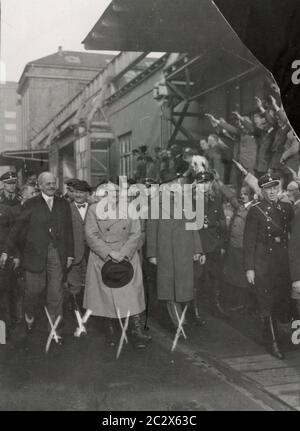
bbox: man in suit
[244,173,293,359]
[9,184,40,327]
[66,180,91,309]
[3,172,74,337]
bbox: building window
[4,111,16,119]
[119,132,132,178]
[4,135,17,144]
[90,140,109,187]
[5,123,16,131]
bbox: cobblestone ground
[0,302,298,411]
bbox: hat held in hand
[101,259,134,288]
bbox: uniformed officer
[0,171,21,207]
[0,201,19,339]
[244,173,293,359]
[0,171,22,328]
[196,170,228,319]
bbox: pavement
[0,299,300,411]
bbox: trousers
[25,243,64,322]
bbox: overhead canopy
[83,0,241,53]
[213,0,300,75]
[213,0,300,139]
[83,0,300,138]
[0,149,49,167]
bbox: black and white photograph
[1,0,300,414]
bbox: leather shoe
[25,317,35,334]
[269,342,285,360]
[192,316,207,327]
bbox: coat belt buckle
[274,237,281,243]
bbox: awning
[83,0,240,53]
[213,0,300,74]
[83,0,300,138]
[213,0,300,139]
[0,149,49,166]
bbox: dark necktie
[77,204,86,209]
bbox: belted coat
[147,213,203,303]
[243,198,293,317]
[83,204,145,318]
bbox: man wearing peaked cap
[0,171,23,330]
[0,171,20,208]
[257,173,281,189]
[243,172,294,359]
[0,171,17,182]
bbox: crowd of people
[1,85,300,361]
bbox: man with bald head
[4,172,74,339]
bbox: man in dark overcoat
[147,172,204,331]
[244,173,293,359]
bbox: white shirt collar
[41,192,53,202]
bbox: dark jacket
[70,202,89,264]
[199,194,227,253]
[7,195,74,273]
[289,202,300,282]
[243,198,293,315]
[244,199,293,270]
[0,192,21,209]
[0,204,14,255]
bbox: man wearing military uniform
[0,201,18,339]
[0,171,22,328]
[66,180,91,311]
[196,170,228,318]
[244,173,293,359]
[0,171,21,208]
